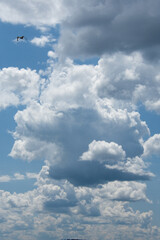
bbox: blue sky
[0,1,160,240]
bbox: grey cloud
[44,198,77,213]
[13,105,148,161]
[57,0,160,59]
[49,160,150,187]
[0,218,6,224]
[78,203,101,217]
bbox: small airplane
[17,36,25,41]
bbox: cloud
[0,175,11,182]
[39,50,160,115]
[1,1,160,60]
[0,173,31,182]
[14,173,25,180]
[11,102,148,161]
[49,158,150,187]
[0,0,69,28]
[0,163,156,240]
[0,67,40,109]
[9,136,61,162]
[143,134,160,157]
[0,1,160,239]
[100,181,151,202]
[56,0,160,59]
[94,52,160,113]
[7,55,153,190]
[40,58,96,110]
[47,50,57,59]
[3,51,156,238]
[30,35,56,47]
[80,140,126,164]
[26,172,38,179]
[10,56,151,165]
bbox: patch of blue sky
[0,178,37,194]
[0,22,60,71]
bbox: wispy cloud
[0,173,38,183]
[30,35,56,47]
[0,175,11,182]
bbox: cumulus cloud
[47,50,57,59]
[56,0,160,59]
[7,55,153,190]
[1,50,156,239]
[1,2,160,238]
[0,164,155,240]
[0,0,69,28]
[11,101,149,163]
[80,140,126,164]
[0,67,40,109]
[97,181,151,202]
[40,58,96,110]
[143,134,160,157]
[94,52,160,113]
[10,136,61,163]
[40,51,160,114]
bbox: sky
[0,0,160,239]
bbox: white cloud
[3,52,156,239]
[143,134,160,157]
[10,100,149,162]
[41,52,160,114]
[80,140,126,164]
[30,35,56,47]
[0,67,40,109]
[14,173,25,180]
[0,0,69,28]
[93,52,160,113]
[0,175,11,182]
[47,50,57,59]
[0,164,156,240]
[10,136,61,163]
[26,172,38,179]
[0,173,25,182]
[100,181,151,203]
[7,55,153,191]
[40,58,96,110]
